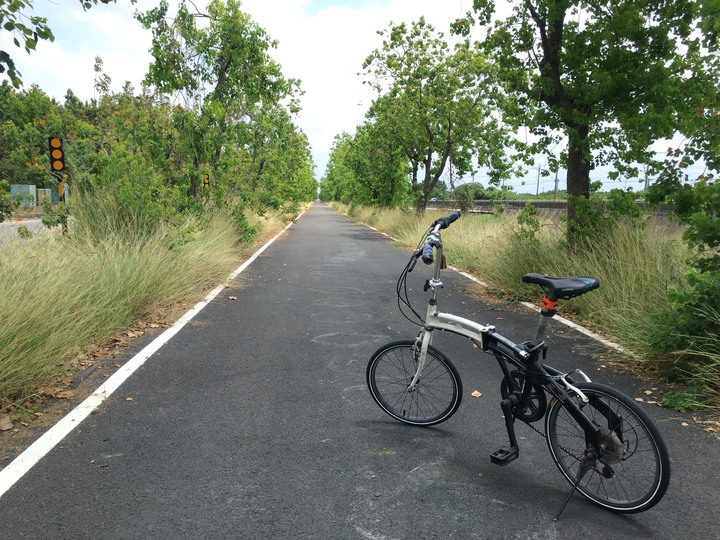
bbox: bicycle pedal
[490,447,519,466]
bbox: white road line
[0,216,300,499]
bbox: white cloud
[241,0,477,175]
[0,1,153,100]
[0,0,475,176]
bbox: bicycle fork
[408,329,434,391]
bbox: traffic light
[204,173,210,188]
[48,137,65,172]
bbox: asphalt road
[0,203,718,539]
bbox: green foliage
[16,224,32,239]
[0,2,316,229]
[457,0,719,244]
[454,184,475,213]
[320,122,410,208]
[452,183,513,209]
[429,181,449,200]
[513,202,541,244]
[230,204,257,244]
[40,201,69,233]
[646,130,720,399]
[567,186,644,244]
[661,390,709,413]
[667,269,720,339]
[361,18,513,211]
[319,133,358,204]
[134,0,315,208]
[11,191,23,208]
[0,179,10,221]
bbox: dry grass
[333,203,690,361]
[0,206,290,410]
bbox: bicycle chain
[521,419,585,464]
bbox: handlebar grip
[433,211,461,230]
[421,242,434,265]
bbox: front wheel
[545,382,670,513]
[367,340,462,426]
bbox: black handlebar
[432,211,461,230]
[421,243,435,264]
[420,211,461,266]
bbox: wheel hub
[599,427,624,465]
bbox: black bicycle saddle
[521,273,600,300]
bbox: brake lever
[407,250,421,273]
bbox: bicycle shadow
[358,419,660,538]
[452,451,661,537]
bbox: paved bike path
[0,203,717,539]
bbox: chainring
[500,370,547,422]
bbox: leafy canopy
[362,18,514,210]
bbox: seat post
[532,296,558,347]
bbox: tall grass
[0,196,287,409]
[332,202,705,400]
[674,308,720,409]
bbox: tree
[235,102,317,204]
[455,0,719,241]
[0,1,134,88]
[93,56,111,100]
[319,133,357,204]
[136,0,307,203]
[0,82,64,187]
[646,98,720,343]
[319,123,409,207]
[363,18,511,211]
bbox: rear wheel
[545,382,670,513]
[367,340,462,426]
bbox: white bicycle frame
[407,271,592,403]
[407,273,493,390]
[408,314,490,391]
[405,229,592,400]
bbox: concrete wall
[9,184,37,207]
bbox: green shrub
[17,225,32,239]
[230,204,258,244]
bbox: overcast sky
[0,0,703,192]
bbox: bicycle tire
[545,382,670,513]
[367,340,462,426]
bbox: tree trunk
[416,155,434,213]
[566,124,591,244]
[409,159,423,212]
[416,169,430,213]
[189,155,201,201]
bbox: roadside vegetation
[332,201,719,412]
[0,1,317,416]
[0,192,299,414]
